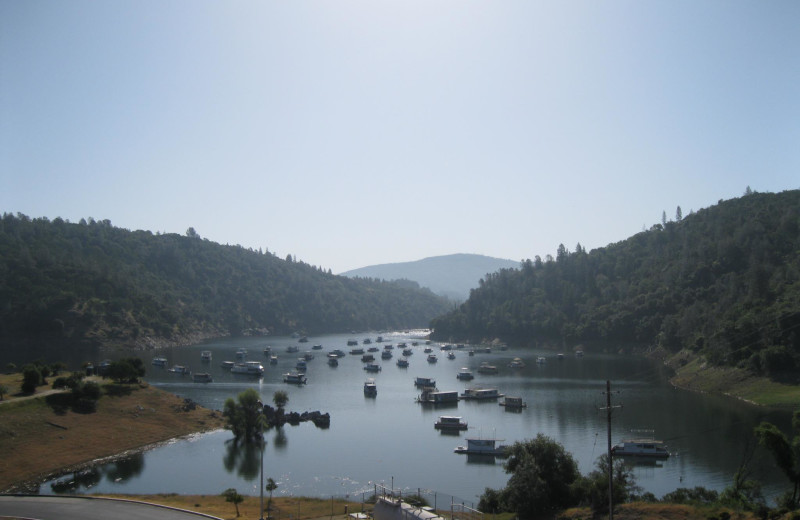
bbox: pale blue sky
[2,1,798,273]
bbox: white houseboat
[460,387,504,400]
[435,415,468,431]
[454,437,509,457]
[363,378,377,397]
[283,371,307,384]
[231,361,264,376]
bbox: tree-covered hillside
[431,190,800,381]
[0,214,450,347]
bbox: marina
[27,331,792,505]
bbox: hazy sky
[2,1,798,274]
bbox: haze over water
[35,331,790,505]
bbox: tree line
[431,189,800,381]
[0,214,450,348]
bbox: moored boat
[168,365,189,374]
[457,368,474,381]
[200,351,212,362]
[283,371,307,384]
[460,387,504,400]
[192,372,213,383]
[499,396,526,408]
[414,376,436,387]
[381,350,392,359]
[454,437,509,457]
[435,415,468,431]
[612,432,669,458]
[231,361,264,376]
[427,354,438,363]
[417,388,459,404]
[327,357,339,367]
[396,358,409,368]
[363,363,382,372]
[363,378,377,396]
[507,357,525,368]
[477,362,498,374]
[152,357,167,367]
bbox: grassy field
[0,372,225,491]
[667,353,800,408]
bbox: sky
[2,1,799,274]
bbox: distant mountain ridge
[340,254,520,300]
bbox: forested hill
[431,190,800,380]
[0,214,450,348]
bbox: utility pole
[600,380,622,520]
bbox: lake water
[26,331,791,506]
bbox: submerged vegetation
[432,190,800,383]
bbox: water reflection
[273,427,288,450]
[222,439,262,480]
[105,453,145,483]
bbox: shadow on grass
[104,384,134,397]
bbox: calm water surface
[32,331,790,505]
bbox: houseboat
[347,339,358,346]
[402,348,413,356]
[152,357,167,367]
[283,371,307,384]
[200,351,212,362]
[327,356,339,367]
[363,363,382,372]
[381,350,393,360]
[296,359,308,371]
[396,358,409,368]
[220,360,235,370]
[427,354,438,363]
[231,361,264,376]
[330,349,346,358]
[312,344,323,350]
[361,354,375,362]
[269,355,278,365]
[286,345,299,353]
[435,415,468,431]
[235,349,248,359]
[500,396,527,409]
[168,365,190,375]
[363,378,377,397]
[350,347,365,355]
[454,437,509,457]
[414,376,436,387]
[417,388,459,404]
[457,368,474,381]
[192,372,213,383]
[611,438,670,458]
[460,387,504,400]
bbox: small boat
[435,415,468,431]
[361,354,375,362]
[396,358,409,368]
[402,348,413,356]
[381,350,393,360]
[384,344,394,350]
[536,356,547,364]
[284,371,307,384]
[575,350,584,357]
[312,344,323,350]
[468,350,475,356]
[350,348,365,355]
[363,378,377,396]
[296,359,308,371]
[231,361,264,376]
[477,362,498,374]
[499,396,526,408]
[286,345,299,353]
[363,338,372,344]
[327,357,339,367]
[269,355,278,365]
[460,387,504,400]
[507,357,525,368]
[303,352,315,361]
[557,353,565,360]
[192,372,213,383]
[376,336,384,343]
[414,376,436,387]
[367,346,379,352]
[483,347,492,354]
[441,344,452,351]
[152,357,167,367]
[363,363,382,372]
[200,351,212,362]
[220,360,235,369]
[298,336,309,343]
[347,339,358,346]
[263,346,271,355]
[168,365,189,374]
[235,348,248,359]
[457,368,474,381]
[397,342,407,349]
[330,349,346,358]
[454,437,508,457]
[447,352,456,360]
[424,347,433,354]
[427,354,438,363]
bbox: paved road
[0,495,222,520]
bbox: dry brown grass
[0,376,225,491]
[560,502,762,520]
[95,494,365,520]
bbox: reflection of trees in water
[273,427,287,450]
[222,438,261,480]
[105,453,145,482]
